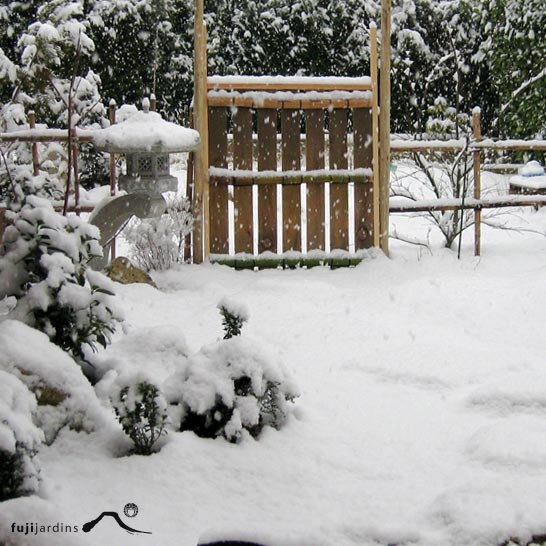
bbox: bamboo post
[473,108,482,257]
[109,99,117,260]
[370,23,380,248]
[72,135,80,215]
[28,111,40,176]
[379,0,391,255]
[193,0,210,263]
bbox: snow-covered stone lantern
[93,98,200,195]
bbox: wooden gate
[191,21,380,265]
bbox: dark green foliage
[0,445,35,502]
[219,306,246,339]
[114,381,168,455]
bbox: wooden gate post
[193,0,210,263]
[473,108,482,257]
[370,23,380,248]
[379,0,391,255]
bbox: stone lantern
[93,98,200,196]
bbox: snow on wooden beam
[390,194,546,213]
[207,75,373,91]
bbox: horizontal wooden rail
[209,167,373,186]
[390,194,546,213]
[209,253,366,269]
[0,128,93,143]
[391,138,546,154]
[0,134,94,143]
[207,95,372,110]
[474,139,546,151]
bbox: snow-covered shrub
[124,195,193,272]
[0,320,114,445]
[165,337,299,443]
[218,297,249,340]
[0,195,122,363]
[0,370,43,501]
[111,377,169,455]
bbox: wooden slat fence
[203,75,380,259]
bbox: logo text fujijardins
[10,522,79,536]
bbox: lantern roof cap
[92,107,200,154]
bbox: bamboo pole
[109,99,117,260]
[192,0,210,263]
[473,108,482,257]
[72,134,80,215]
[370,23,380,248]
[28,111,40,176]
[379,0,391,255]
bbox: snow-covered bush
[124,195,193,271]
[0,370,43,501]
[111,377,169,455]
[0,195,122,363]
[0,320,114,445]
[165,337,299,443]
[218,297,249,340]
[0,1,109,192]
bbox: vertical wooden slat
[305,110,325,250]
[281,109,302,252]
[353,108,374,249]
[233,108,253,253]
[209,107,229,254]
[329,109,349,250]
[257,109,278,253]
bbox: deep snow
[2,172,546,546]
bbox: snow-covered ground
[2,170,546,546]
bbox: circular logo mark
[123,503,139,518]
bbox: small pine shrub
[218,297,249,339]
[112,379,169,455]
[166,335,299,444]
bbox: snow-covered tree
[0,192,122,364]
[86,0,194,121]
[485,0,546,138]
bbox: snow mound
[520,160,545,177]
[91,325,190,382]
[463,372,546,414]
[466,416,546,467]
[429,480,546,546]
[0,320,111,443]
